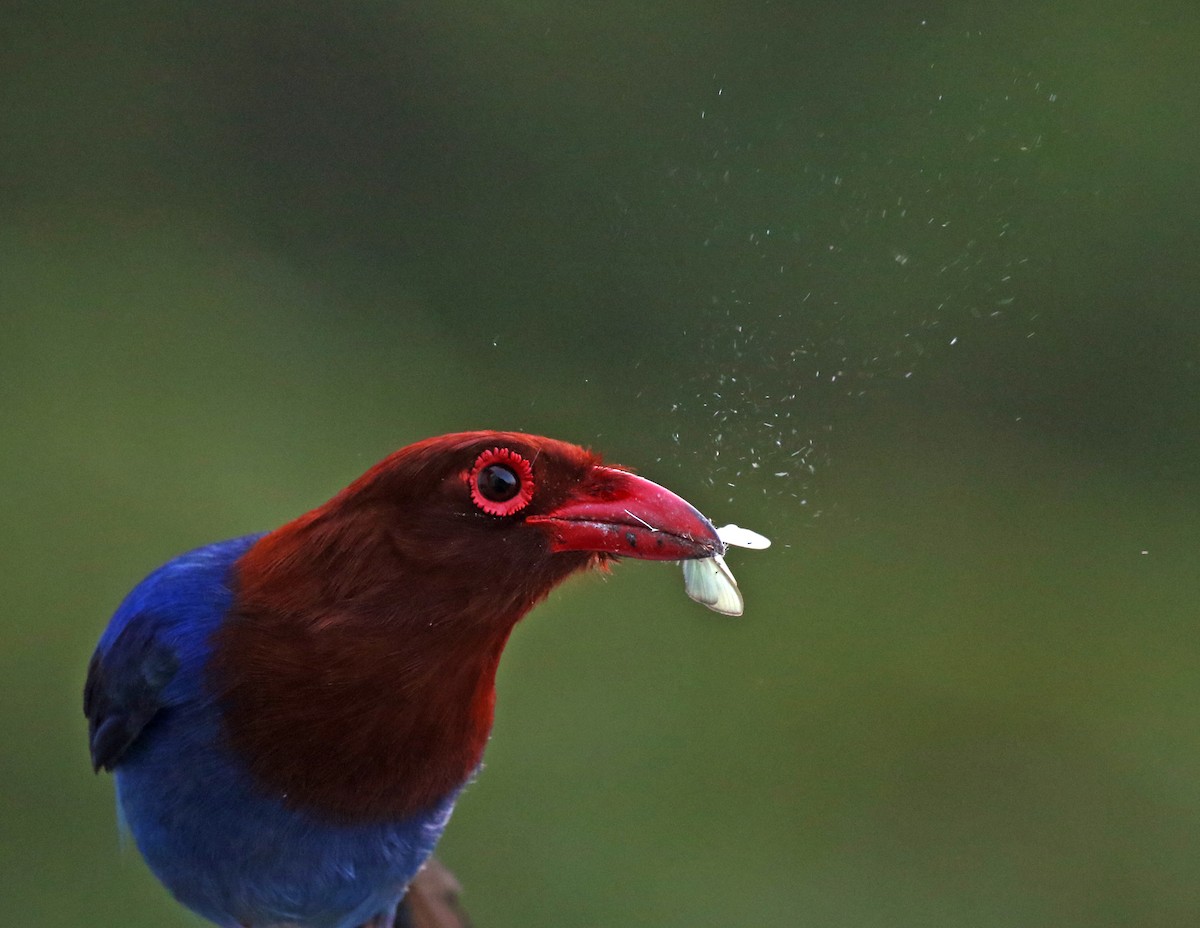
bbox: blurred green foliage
[3,2,1199,926]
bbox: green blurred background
[4,2,1199,926]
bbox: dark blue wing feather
[84,534,264,773]
[84,611,180,771]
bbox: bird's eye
[477,464,519,502]
[467,448,535,517]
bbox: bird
[85,430,730,928]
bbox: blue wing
[84,610,179,771]
[83,535,262,772]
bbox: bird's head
[238,430,723,629]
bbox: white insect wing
[716,524,772,550]
[682,554,745,616]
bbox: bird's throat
[210,519,525,824]
[213,606,513,823]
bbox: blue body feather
[87,537,457,928]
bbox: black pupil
[478,464,520,502]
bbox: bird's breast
[210,605,509,824]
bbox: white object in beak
[681,522,772,615]
[716,524,772,550]
[682,553,745,616]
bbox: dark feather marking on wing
[84,613,179,772]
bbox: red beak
[528,466,724,561]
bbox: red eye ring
[467,447,535,517]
